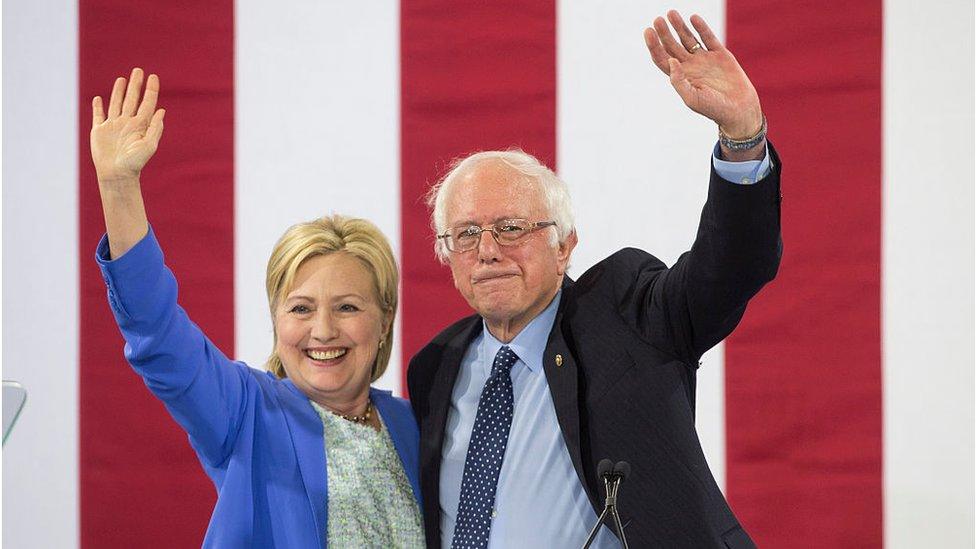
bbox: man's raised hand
[91,68,165,184]
[644,11,763,142]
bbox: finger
[121,68,144,117]
[690,14,724,51]
[667,10,703,53]
[136,74,160,120]
[668,59,696,107]
[107,76,126,118]
[653,16,690,61]
[144,109,166,149]
[642,28,673,74]
[92,96,105,127]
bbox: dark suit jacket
[408,146,782,548]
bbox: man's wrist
[718,138,767,162]
[718,108,764,140]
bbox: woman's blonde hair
[264,215,398,382]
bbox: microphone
[581,460,631,549]
[614,461,630,481]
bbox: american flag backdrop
[2,0,973,547]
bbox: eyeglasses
[437,219,557,253]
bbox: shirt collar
[481,290,562,374]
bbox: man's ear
[556,230,578,276]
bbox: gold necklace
[333,400,372,424]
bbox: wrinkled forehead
[445,160,547,224]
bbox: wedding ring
[688,42,703,53]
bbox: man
[408,11,780,548]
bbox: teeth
[307,349,347,360]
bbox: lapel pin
[555,354,563,367]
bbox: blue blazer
[97,229,422,548]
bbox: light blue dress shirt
[439,148,770,547]
[440,291,617,548]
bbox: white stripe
[882,0,975,545]
[557,0,728,491]
[1,0,80,546]
[234,0,402,394]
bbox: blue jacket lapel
[278,380,328,548]
[371,388,423,508]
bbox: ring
[688,43,703,53]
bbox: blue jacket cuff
[96,226,165,319]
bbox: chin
[475,301,521,323]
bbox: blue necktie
[451,345,518,549]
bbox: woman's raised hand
[91,68,164,259]
[91,68,165,184]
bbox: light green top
[312,402,425,548]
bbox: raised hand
[644,11,763,144]
[91,68,165,184]
[90,68,164,258]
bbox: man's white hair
[426,149,576,263]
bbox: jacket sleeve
[96,227,249,467]
[611,145,783,365]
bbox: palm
[644,12,762,138]
[92,117,157,179]
[90,69,165,182]
[672,50,758,128]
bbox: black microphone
[607,462,630,549]
[613,461,630,481]
[581,460,631,549]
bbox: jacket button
[555,354,563,367]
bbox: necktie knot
[491,345,518,378]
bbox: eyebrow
[450,216,526,228]
[283,293,367,302]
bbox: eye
[454,226,480,241]
[495,220,529,242]
[497,222,526,233]
[288,304,311,314]
[338,303,361,313]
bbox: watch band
[719,116,767,151]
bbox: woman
[91,68,425,547]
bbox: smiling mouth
[305,348,347,362]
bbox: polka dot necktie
[451,345,519,549]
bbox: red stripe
[79,2,234,545]
[723,2,884,546]
[399,1,557,390]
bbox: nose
[476,229,502,263]
[311,309,339,342]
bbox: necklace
[333,400,372,424]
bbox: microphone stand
[581,462,630,549]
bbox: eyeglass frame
[436,219,558,253]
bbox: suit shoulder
[416,314,479,352]
[408,314,479,371]
[573,248,668,291]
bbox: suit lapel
[421,318,483,546]
[542,282,598,510]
